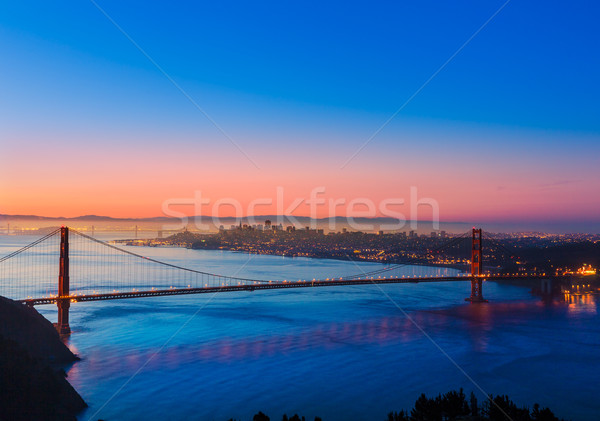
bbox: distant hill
[1,213,598,234]
[0,213,144,222]
[0,213,456,225]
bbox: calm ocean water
[0,234,598,420]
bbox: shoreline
[118,240,468,272]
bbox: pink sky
[2,127,598,223]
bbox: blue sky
[2,1,599,132]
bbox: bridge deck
[20,274,567,306]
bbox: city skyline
[1,1,599,227]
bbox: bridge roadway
[20,274,567,306]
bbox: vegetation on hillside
[226,388,565,421]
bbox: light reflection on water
[565,293,597,315]
[1,235,599,420]
[62,288,599,421]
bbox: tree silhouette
[386,410,409,421]
[224,390,566,421]
[470,391,479,417]
[440,388,470,419]
[253,411,270,421]
[485,394,533,421]
[531,403,561,421]
[410,393,442,421]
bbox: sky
[1,1,599,228]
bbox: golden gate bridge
[0,227,567,334]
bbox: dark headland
[0,296,86,420]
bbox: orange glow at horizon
[2,133,599,223]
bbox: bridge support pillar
[57,227,71,335]
[466,228,487,303]
[540,278,553,295]
[467,278,486,302]
[57,299,71,335]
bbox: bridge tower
[57,226,71,334]
[466,228,487,303]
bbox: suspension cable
[342,231,471,279]
[0,228,61,264]
[69,229,272,284]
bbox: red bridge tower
[466,228,487,303]
[57,226,71,334]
